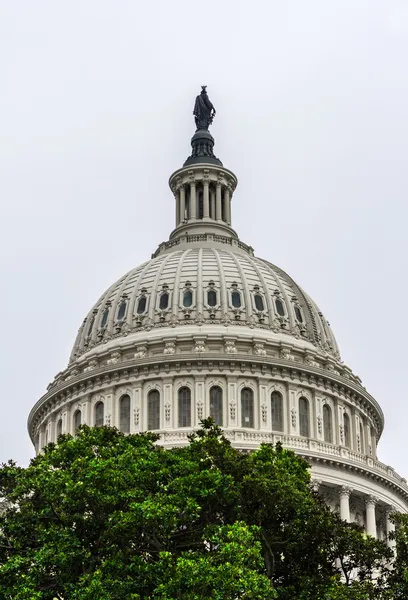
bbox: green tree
[0,420,392,599]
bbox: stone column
[216,182,222,221]
[190,181,197,219]
[175,192,180,226]
[203,179,210,219]
[179,185,186,223]
[385,506,396,549]
[339,486,352,522]
[210,188,215,220]
[224,187,231,224]
[365,495,378,537]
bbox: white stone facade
[28,116,407,545]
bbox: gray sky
[1,1,408,475]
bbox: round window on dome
[207,289,217,307]
[183,290,193,308]
[159,292,169,310]
[231,291,241,308]
[294,306,303,323]
[137,296,147,314]
[275,298,285,317]
[254,294,264,311]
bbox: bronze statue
[193,86,216,130]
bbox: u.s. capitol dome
[28,89,407,542]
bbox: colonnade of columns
[337,485,396,547]
[175,180,231,227]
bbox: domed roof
[70,245,340,362]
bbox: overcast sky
[1,1,408,475]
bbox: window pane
[137,296,147,314]
[57,419,62,438]
[323,404,332,443]
[344,414,350,448]
[275,299,285,316]
[210,386,223,426]
[74,410,81,433]
[231,291,241,308]
[95,402,104,427]
[207,290,217,307]
[254,294,264,311]
[241,388,254,428]
[87,316,95,337]
[148,390,160,430]
[117,301,126,321]
[120,395,130,433]
[271,391,283,432]
[178,387,191,427]
[101,308,109,328]
[294,306,303,323]
[299,398,309,437]
[183,290,193,307]
[159,293,169,310]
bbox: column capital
[311,479,323,492]
[365,494,379,507]
[339,486,352,498]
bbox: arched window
[95,401,104,427]
[101,307,109,328]
[120,395,131,434]
[344,413,350,448]
[241,388,254,428]
[254,294,264,311]
[183,290,193,307]
[294,306,303,323]
[178,387,191,427]
[299,397,309,437]
[44,426,48,446]
[359,422,365,454]
[209,386,223,426]
[148,390,160,431]
[159,293,169,310]
[275,298,285,317]
[74,410,81,433]
[323,404,332,443]
[271,391,283,432]
[207,289,217,307]
[231,291,241,308]
[117,301,127,321]
[87,316,95,337]
[137,296,147,314]
[56,418,62,438]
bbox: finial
[193,86,216,131]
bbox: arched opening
[74,410,81,433]
[56,418,62,438]
[147,390,160,431]
[344,413,351,448]
[178,387,191,427]
[359,422,365,453]
[231,291,241,308]
[299,397,309,437]
[137,296,147,314]
[120,395,131,433]
[294,305,303,322]
[323,404,332,443]
[207,289,217,307]
[159,293,169,310]
[95,401,104,427]
[271,391,283,432]
[241,388,254,428]
[183,290,193,308]
[275,298,285,317]
[100,307,109,328]
[209,386,223,426]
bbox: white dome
[71,245,340,363]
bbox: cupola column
[175,192,180,226]
[190,180,197,219]
[216,182,222,221]
[203,177,210,218]
[179,185,185,225]
[224,187,231,225]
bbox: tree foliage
[0,420,399,599]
